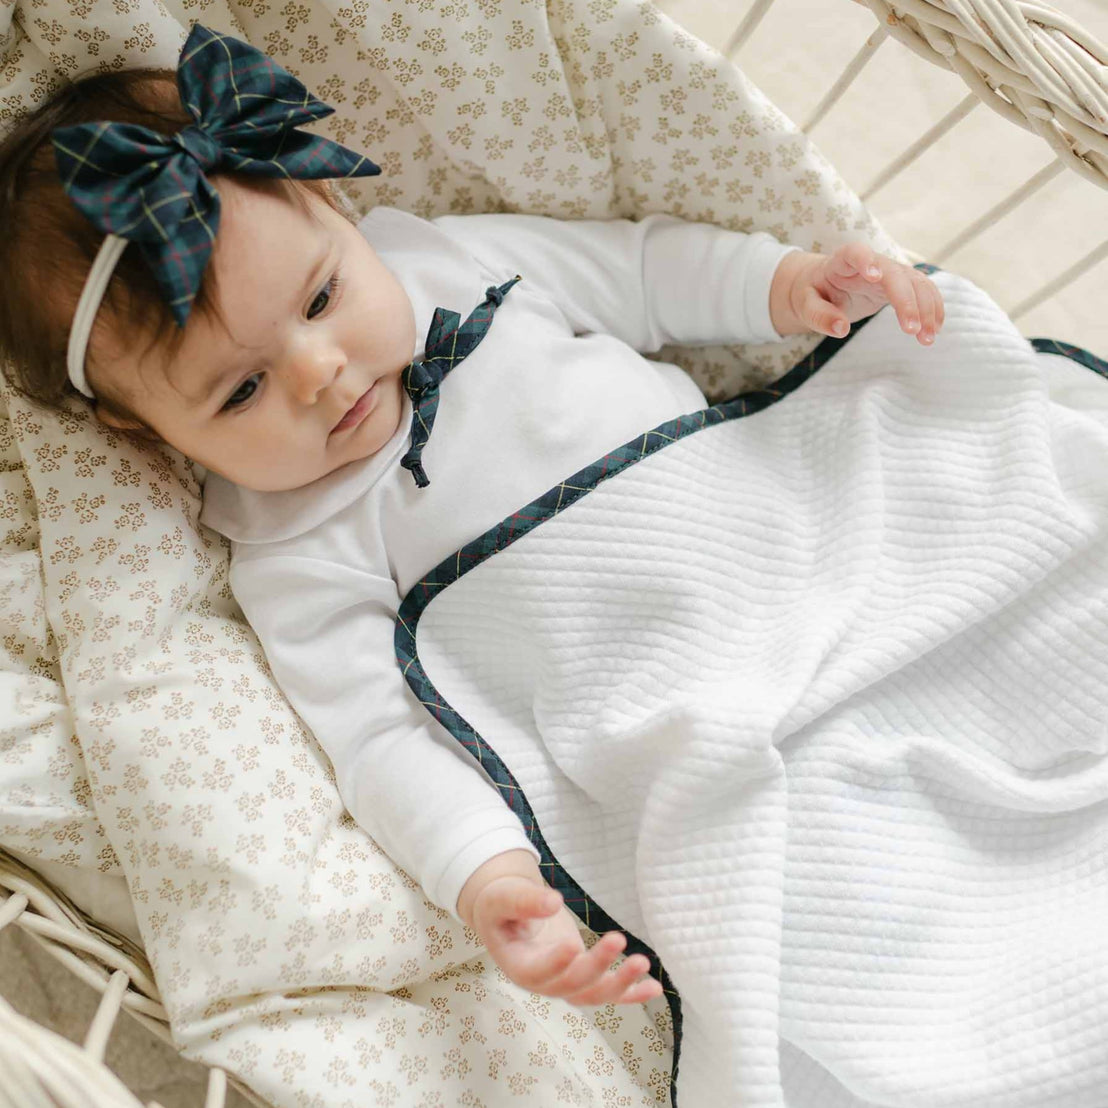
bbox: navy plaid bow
[401,277,521,489]
[52,23,380,326]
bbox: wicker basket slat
[0,995,147,1108]
[801,26,889,133]
[84,970,131,1062]
[933,157,1065,260]
[861,94,980,199]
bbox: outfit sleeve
[228,552,538,919]
[430,211,803,353]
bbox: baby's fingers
[882,264,926,338]
[613,974,666,1006]
[567,960,663,1007]
[801,285,850,338]
[542,931,661,1006]
[532,930,627,997]
[504,931,585,991]
[915,273,945,345]
[563,947,663,1007]
[828,241,882,282]
[514,883,564,921]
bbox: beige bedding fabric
[0,0,902,1102]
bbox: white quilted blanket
[405,269,1108,1108]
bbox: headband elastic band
[67,233,127,400]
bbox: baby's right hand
[459,852,662,1007]
[473,876,662,1006]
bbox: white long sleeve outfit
[199,206,799,918]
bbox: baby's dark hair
[0,66,344,434]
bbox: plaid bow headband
[53,22,381,398]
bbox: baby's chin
[198,448,352,493]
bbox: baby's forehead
[210,179,326,283]
[215,174,324,229]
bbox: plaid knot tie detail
[400,276,521,489]
[172,125,221,170]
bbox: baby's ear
[93,404,162,442]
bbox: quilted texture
[409,271,1108,1107]
[0,0,904,1102]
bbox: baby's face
[92,177,415,492]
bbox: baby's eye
[308,273,340,320]
[222,373,262,412]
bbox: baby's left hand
[795,243,944,346]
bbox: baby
[0,26,944,1011]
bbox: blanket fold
[402,268,1108,1108]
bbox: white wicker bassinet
[1,0,1106,1105]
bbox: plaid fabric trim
[52,22,380,326]
[394,261,1108,1106]
[401,277,522,488]
[1030,337,1108,378]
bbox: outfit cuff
[429,812,540,921]
[745,239,805,344]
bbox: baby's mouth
[331,381,378,434]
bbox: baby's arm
[432,211,942,350]
[432,209,799,350]
[458,849,662,1007]
[228,553,534,911]
[229,552,659,1005]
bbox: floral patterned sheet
[0,0,900,1103]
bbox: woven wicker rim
[855,0,1108,188]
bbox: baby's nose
[289,343,346,401]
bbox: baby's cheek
[388,288,417,365]
[202,425,300,492]
[365,264,417,362]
